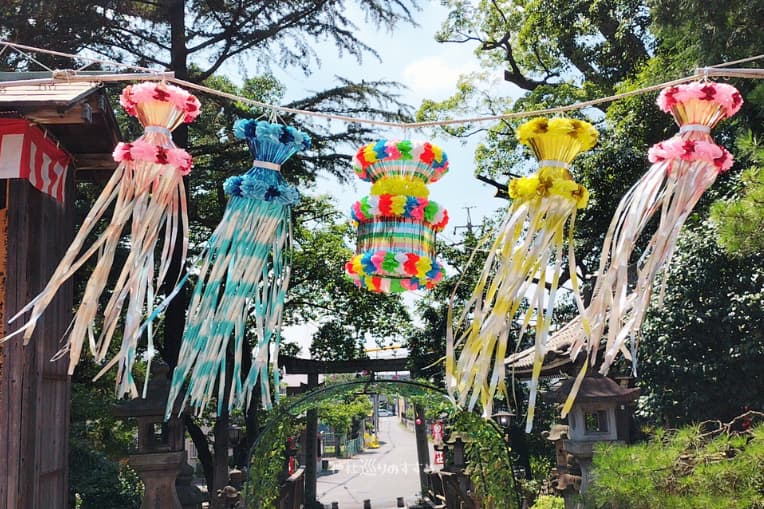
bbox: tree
[422,0,658,289]
[638,221,764,425]
[317,394,372,437]
[68,359,143,509]
[422,0,764,430]
[436,0,649,95]
[2,1,417,82]
[711,131,764,256]
[588,417,764,508]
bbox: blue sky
[270,1,510,237]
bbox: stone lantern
[544,374,639,500]
[114,361,204,509]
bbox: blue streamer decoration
[167,119,309,417]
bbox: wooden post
[0,194,6,411]
[305,372,319,508]
[414,403,430,497]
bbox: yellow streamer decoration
[448,117,597,431]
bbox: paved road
[317,416,435,508]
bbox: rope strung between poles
[1,41,762,129]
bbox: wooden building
[0,74,120,509]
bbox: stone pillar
[130,450,185,509]
[563,441,595,509]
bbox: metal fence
[344,437,364,457]
[321,432,365,458]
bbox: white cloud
[401,56,476,99]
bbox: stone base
[129,450,186,509]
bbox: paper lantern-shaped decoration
[448,117,597,431]
[167,119,308,417]
[6,82,199,399]
[345,140,449,293]
[567,82,741,413]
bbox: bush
[587,417,764,508]
[531,495,565,509]
[69,439,143,509]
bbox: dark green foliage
[1,0,418,80]
[649,0,764,68]
[429,0,764,432]
[638,221,764,425]
[68,439,142,509]
[451,411,520,509]
[309,320,366,361]
[587,419,764,508]
[711,132,764,256]
[243,407,301,508]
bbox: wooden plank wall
[0,177,73,509]
[0,182,7,424]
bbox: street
[317,416,435,508]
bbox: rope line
[1,40,762,129]
[710,54,764,68]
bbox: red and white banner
[0,119,70,203]
[432,421,444,443]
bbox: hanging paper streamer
[5,82,199,398]
[567,82,741,410]
[448,117,596,430]
[167,119,308,417]
[345,140,449,293]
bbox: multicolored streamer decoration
[566,82,741,413]
[345,140,449,293]
[5,82,199,398]
[448,117,597,430]
[167,119,308,417]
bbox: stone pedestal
[563,441,594,494]
[129,450,185,509]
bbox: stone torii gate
[276,355,429,509]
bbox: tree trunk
[162,0,189,370]
[237,383,260,467]
[184,415,214,492]
[212,410,230,509]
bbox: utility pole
[452,206,477,236]
[414,403,430,497]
